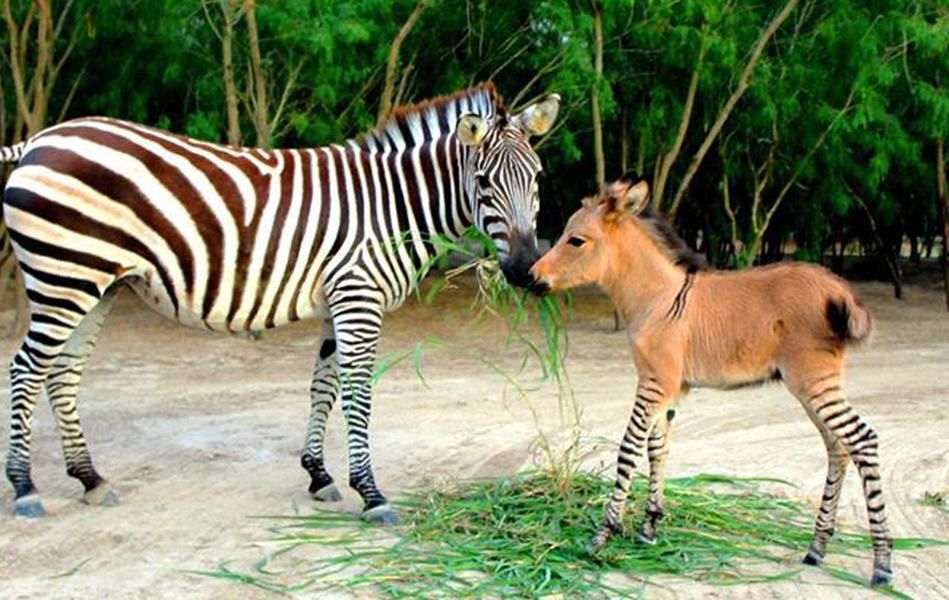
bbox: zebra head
[456,93,560,291]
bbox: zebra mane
[354,82,504,153]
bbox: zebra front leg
[45,287,119,507]
[637,407,675,545]
[589,379,669,553]
[330,296,396,525]
[300,319,343,502]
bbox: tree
[590,0,605,186]
[203,0,243,146]
[377,0,427,125]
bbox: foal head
[530,174,651,293]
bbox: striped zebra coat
[1,83,560,522]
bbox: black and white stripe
[1,83,560,520]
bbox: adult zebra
[1,83,560,522]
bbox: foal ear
[511,93,561,137]
[457,113,489,147]
[603,178,650,221]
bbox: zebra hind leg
[45,286,119,507]
[300,319,344,502]
[6,289,111,517]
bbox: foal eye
[567,236,586,248]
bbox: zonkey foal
[530,174,892,586]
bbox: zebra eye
[567,236,586,248]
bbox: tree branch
[668,0,800,219]
[651,31,707,210]
[377,0,427,125]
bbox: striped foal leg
[329,293,396,524]
[799,376,893,585]
[638,407,675,544]
[588,379,668,552]
[44,287,118,507]
[300,319,343,502]
[795,385,849,566]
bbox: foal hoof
[801,549,824,566]
[870,567,893,587]
[586,530,611,555]
[12,493,45,518]
[83,482,120,507]
[312,483,343,503]
[361,503,399,526]
[636,531,657,546]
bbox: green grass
[205,471,946,599]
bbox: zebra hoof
[83,482,119,507]
[801,549,824,566]
[312,483,343,503]
[12,493,46,518]
[870,567,893,587]
[361,503,399,526]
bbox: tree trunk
[652,35,705,211]
[853,192,902,300]
[378,0,427,125]
[591,0,605,186]
[222,0,241,146]
[938,136,948,311]
[244,0,269,147]
[667,0,799,219]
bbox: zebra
[0,83,560,523]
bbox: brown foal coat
[530,176,892,586]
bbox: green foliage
[0,0,943,268]
[203,471,946,598]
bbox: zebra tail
[0,142,25,270]
[0,141,27,164]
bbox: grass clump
[219,471,944,599]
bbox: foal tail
[825,291,873,345]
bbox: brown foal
[530,174,893,586]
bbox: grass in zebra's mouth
[373,226,584,480]
[202,471,946,598]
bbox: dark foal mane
[613,171,707,273]
[637,207,708,274]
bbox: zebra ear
[456,113,489,147]
[512,93,561,137]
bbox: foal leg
[589,376,672,552]
[791,370,893,585]
[45,286,119,506]
[794,391,849,566]
[638,407,675,544]
[300,319,344,502]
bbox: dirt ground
[1,276,947,599]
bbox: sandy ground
[0,277,947,599]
